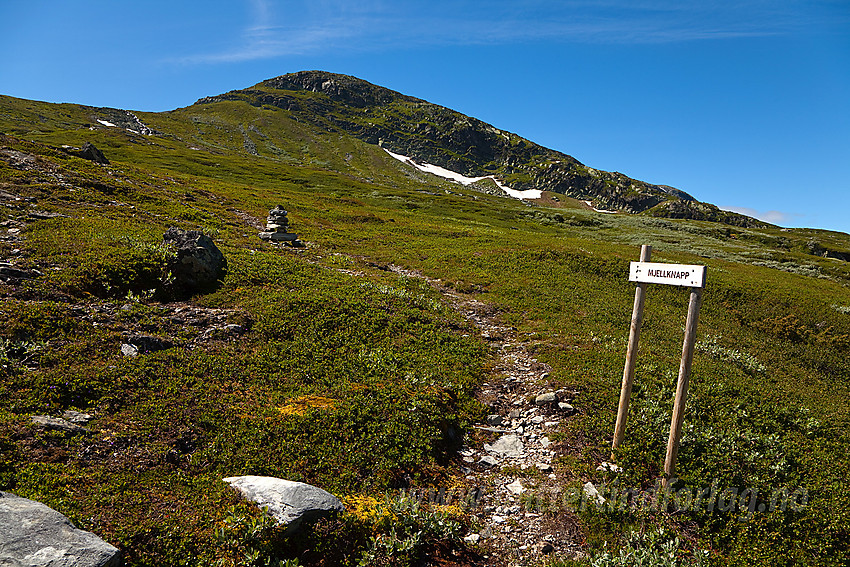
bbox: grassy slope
[1,92,849,565]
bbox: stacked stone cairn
[259,205,299,243]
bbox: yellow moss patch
[343,495,397,533]
[278,395,338,416]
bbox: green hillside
[1,73,849,566]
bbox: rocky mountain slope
[197,71,768,225]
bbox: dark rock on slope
[162,227,227,293]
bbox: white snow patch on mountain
[384,149,542,200]
[584,200,618,214]
[97,119,116,127]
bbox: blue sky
[2,1,848,233]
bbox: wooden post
[611,245,652,459]
[662,286,703,487]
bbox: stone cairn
[259,205,300,244]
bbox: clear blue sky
[2,1,848,233]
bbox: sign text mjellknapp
[629,262,707,288]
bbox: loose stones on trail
[484,434,525,458]
[259,205,300,244]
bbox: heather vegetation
[0,76,849,566]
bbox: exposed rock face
[645,199,770,228]
[77,143,109,164]
[162,227,226,292]
[0,263,43,283]
[223,476,344,532]
[0,491,120,567]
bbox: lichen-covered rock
[0,492,120,567]
[223,476,344,533]
[31,416,89,435]
[162,227,226,293]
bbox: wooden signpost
[611,245,706,487]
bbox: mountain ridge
[196,71,770,228]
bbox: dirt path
[386,265,587,566]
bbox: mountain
[197,71,769,226]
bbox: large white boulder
[222,476,344,532]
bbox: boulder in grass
[78,142,109,164]
[223,476,344,533]
[0,491,120,567]
[162,227,227,293]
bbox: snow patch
[584,199,618,214]
[97,119,116,127]
[384,149,542,200]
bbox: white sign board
[629,262,706,288]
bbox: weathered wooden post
[611,245,652,459]
[663,286,703,487]
[610,248,706,486]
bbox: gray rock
[558,402,575,413]
[267,205,288,222]
[258,231,298,242]
[120,343,139,357]
[223,476,344,532]
[485,414,503,426]
[162,227,227,292]
[582,482,605,506]
[61,410,92,425]
[0,263,43,282]
[535,392,557,405]
[31,416,88,435]
[77,143,109,165]
[484,434,524,458]
[0,491,120,567]
[478,455,499,468]
[122,334,173,355]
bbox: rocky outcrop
[0,262,43,283]
[222,476,344,533]
[645,199,770,228]
[0,492,120,567]
[806,239,850,262]
[162,227,226,293]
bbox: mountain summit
[195,71,761,227]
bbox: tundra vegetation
[0,75,848,566]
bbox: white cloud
[719,206,800,226]
[173,0,836,65]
